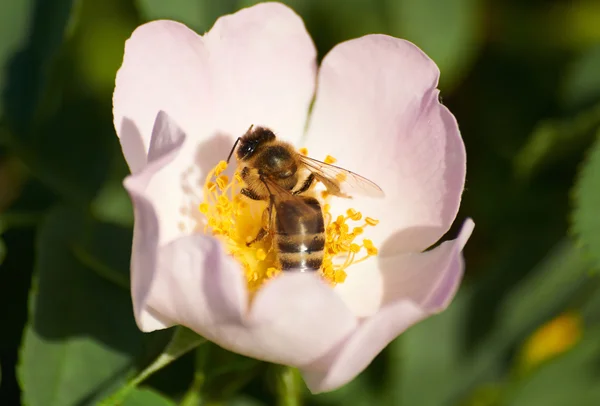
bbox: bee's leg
[246,228,268,246]
[293,173,315,195]
[240,187,262,200]
[246,203,272,247]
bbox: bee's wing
[261,177,324,231]
[299,155,385,198]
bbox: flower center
[198,154,379,291]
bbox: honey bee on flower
[199,125,384,290]
[113,1,473,393]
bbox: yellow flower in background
[519,311,582,371]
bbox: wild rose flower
[112,2,473,393]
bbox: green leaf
[201,345,263,402]
[92,181,133,227]
[0,236,5,265]
[18,206,144,406]
[136,0,236,33]
[91,151,134,227]
[0,1,34,119]
[72,219,133,291]
[100,327,205,405]
[0,0,76,133]
[384,0,483,90]
[312,369,383,406]
[504,327,600,406]
[122,388,176,406]
[389,292,471,406]
[573,130,600,272]
[562,44,600,110]
[390,239,591,406]
[514,103,600,180]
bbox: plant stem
[99,327,206,405]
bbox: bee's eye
[238,142,256,159]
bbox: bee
[227,125,384,272]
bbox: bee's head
[236,126,276,161]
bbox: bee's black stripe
[279,253,322,272]
[277,234,325,253]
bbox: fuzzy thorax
[199,159,379,291]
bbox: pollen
[324,155,337,164]
[198,154,380,291]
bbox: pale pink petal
[204,2,317,142]
[113,20,212,173]
[304,34,466,254]
[114,3,317,245]
[141,240,358,366]
[335,219,474,318]
[148,233,248,328]
[302,301,425,393]
[302,220,474,392]
[124,115,248,331]
[113,2,316,170]
[206,273,358,366]
[123,115,186,330]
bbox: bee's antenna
[226,124,255,163]
[226,137,240,163]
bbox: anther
[299,147,308,156]
[256,248,267,261]
[215,160,228,175]
[353,227,364,236]
[346,208,362,221]
[365,217,379,226]
[324,155,337,164]
[216,175,229,190]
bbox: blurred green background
[2,0,600,405]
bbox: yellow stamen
[256,248,267,261]
[198,153,380,291]
[365,217,379,226]
[299,147,308,156]
[518,312,582,372]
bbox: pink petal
[148,233,248,329]
[136,228,358,366]
[304,34,466,254]
[124,117,248,330]
[209,273,358,366]
[113,20,212,174]
[113,2,316,173]
[302,219,474,393]
[114,3,318,245]
[204,2,317,142]
[302,301,425,393]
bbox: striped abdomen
[274,196,325,272]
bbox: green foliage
[573,131,600,272]
[504,328,600,406]
[385,0,482,90]
[122,388,176,406]
[514,104,600,180]
[0,236,5,265]
[18,207,144,406]
[562,45,600,109]
[136,0,236,32]
[389,240,592,406]
[0,0,76,134]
